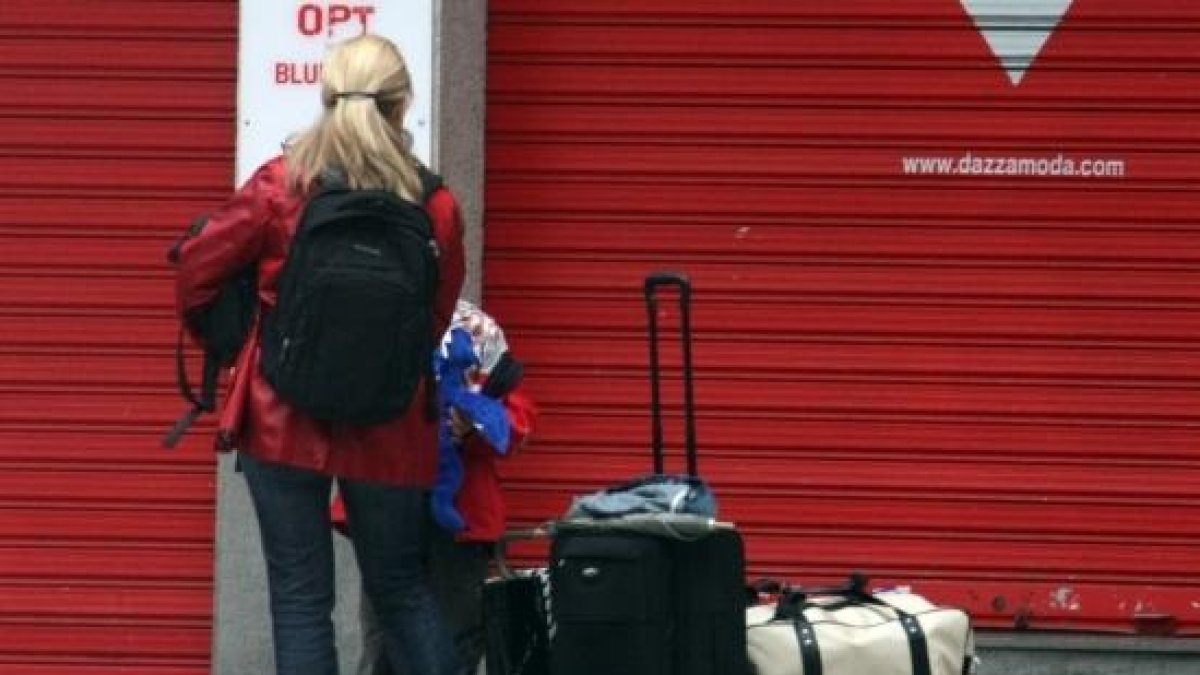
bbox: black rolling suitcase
[550,272,748,675]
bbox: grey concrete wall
[214,1,488,672]
[976,633,1200,675]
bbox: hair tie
[327,90,396,118]
[334,91,380,101]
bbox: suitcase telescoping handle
[643,271,698,477]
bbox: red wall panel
[486,0,1200,634]
[0,1,235,671]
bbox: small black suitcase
[483,527,554,675]
[550,272,747,675]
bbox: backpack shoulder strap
[413,164,444,422]
[416,165,444,205]
[163,327,222,449]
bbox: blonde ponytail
[286,35,422,201]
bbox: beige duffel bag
[746,579,977,675]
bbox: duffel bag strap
[899,612,932,675]
[791,614,824,675]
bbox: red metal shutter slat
[0,2,235,671]
[486,0,1200,634]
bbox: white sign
[237,1,434,184]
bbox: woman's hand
[449,408,475,443]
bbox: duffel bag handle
[774,572,880,619]
[773,573,935,675]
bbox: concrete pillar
[433,0,488,303]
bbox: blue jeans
[356,530,491,675]
[239,453,461,675]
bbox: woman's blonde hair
[286,34,421,200]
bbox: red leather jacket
[175,157,465,487]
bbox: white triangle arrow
[961,0,1074,85]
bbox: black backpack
[163,215,258,449]
[259,167,443,425]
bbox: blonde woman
[175,35,465,675]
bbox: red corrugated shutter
[486,0,1200,634]
[0,2,234,671]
